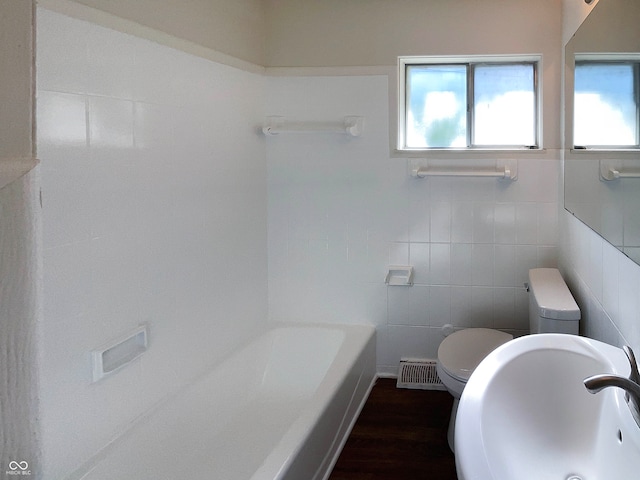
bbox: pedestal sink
[455,334,640,480]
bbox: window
[398,56,539,151]
[574,60,640,149]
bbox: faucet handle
[624,346,640,384]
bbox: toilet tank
[528,268,580,334]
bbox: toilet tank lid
[529,268,580,320]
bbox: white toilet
[436,268,581,451]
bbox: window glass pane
[406,65,467,148]
[574,63,637,146]
[473,64,536,146]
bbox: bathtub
[69,323,376,480]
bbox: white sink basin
[455,334,640,480]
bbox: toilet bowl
[437,328,512,451]
[436,268,581,452]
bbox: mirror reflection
[564,0,640,264]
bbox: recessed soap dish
[385,265,414,286]
[92,325,148,382]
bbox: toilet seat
[438,328,513,382]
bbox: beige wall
[265,0,562,67]
[57,0,563,69]
[0,0,34,159]
[562,0,599,46]
[66,0,266,65]
[569,0,640,52]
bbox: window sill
[571,148,640,153]
[392,147,546,158]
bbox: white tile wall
[265,75,561,375]
[37,9,267,479]
[561,211,640,353]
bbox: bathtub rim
[252,322,377,480]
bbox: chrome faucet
[584,346,640,427]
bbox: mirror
[564,0,640,264]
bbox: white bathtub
[69,323,376,480]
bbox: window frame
[573,57,640,150]
[397,55,541,152]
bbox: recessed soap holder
[92,324,148,382]
[385,265,414,286]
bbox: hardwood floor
[329,378,458,480]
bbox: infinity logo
[8,461,28,471]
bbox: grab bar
[262,116,364,137]
[600,167,640,181]
[411,166,516,181]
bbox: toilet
[436,268,580,452]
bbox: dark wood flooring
[329,378,458,480]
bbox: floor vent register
[396,358,446,390]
